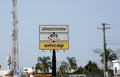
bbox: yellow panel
[39,42,69,50]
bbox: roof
[112,59,120,63]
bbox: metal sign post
[51,32,57,77]
[52,49,56,77]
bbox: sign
[39,25,69,50]
[40,25,68,32]
[40,33,68,41]
[40,42,69,50]
[69,74,86,77]
[35,75,51,77]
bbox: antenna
[11,0,19,72]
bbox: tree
[58,61,68,76]
[84,61,103,77]
[84,61,101,73]
[35,56,51,74]
[35,63,41,73]
[94,48,118,67]
[66,57,77,73]
[73,66,84,74]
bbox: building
[112,59,120,77]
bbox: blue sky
[0,0,120,69]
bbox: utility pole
[11,0,19,73]
[98,23,110,77]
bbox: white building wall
[112,59,120,76]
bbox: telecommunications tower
[11,0,19,72]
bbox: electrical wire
[105,24,120,47]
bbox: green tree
[35,56,51,74]
[73,66,84,74]
[58,61,68,76]
[84,61,101,73]
[94,49,118,67]
[101,49,117,64]
[66,57,77,73]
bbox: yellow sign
[35,74,51,77]
[39,42,69,50]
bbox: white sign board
[39,25,69,50]
[40,25,69,32]
[69,74,86,77]
[40,33,68,41]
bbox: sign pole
[52,32,56,77]
[52,49,56,77]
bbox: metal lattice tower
[11,0,19,72]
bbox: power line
[107,43,120,45]
[106,40,120,43]
[105,24,120,46]
[107,36,120,39]
[110,24,120,26]
[109,24,120,30]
